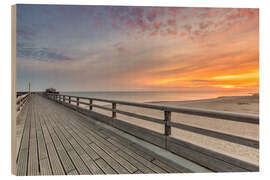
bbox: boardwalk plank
[116,150,155,174]
[43,114,78,175]
[152,159,181,173]
[36,113,53,175]
[48,115,91,175]
[39,115,65,175]
[51,113,101,162]
[49,112,104,174]
[58,111,159,174]
[16,103,32,176]
[89,143,129,174]
[63,115,154,174]
[17,94,185,176]
[27,105,39,176]
[95,158,117,174]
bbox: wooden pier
[15,93,259,176]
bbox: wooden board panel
[48,117,91,175]
[167,136,258,172]
[62,115,161,174]
[43,114,77,174]
[116,150,155,174]
[152,159,181,173]
[95,158,117,174]
[89,143,129,174]
[16,103,32,176]
[167,137,246,172]
[15,94,211,176]
[40,115,65,175]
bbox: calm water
[61,91,253,103]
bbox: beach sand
[84,94,259,166]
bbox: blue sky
[16,4,259,93]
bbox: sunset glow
[16,5,259,95]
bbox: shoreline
[145,94,259,115]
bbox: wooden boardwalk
[16,94,182,176]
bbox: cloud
[183,24,192,33]
[167,19,176,26]
[199,21,213,30]
[200,11,218,17]
[16,5,259,92]
[167,28,178,35]
[146,8,158,22]
[17,43,72,61]
[153,20,162,29]
[150,30,158,36]
[180,32,186,37]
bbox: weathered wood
[114,109,164,124]
[89,143,129,174]
[52,109,157,175]
[169,122,259,149]
[43,114,77,174]
[152,159,181,173]
[27,105,39,176]
[16,102,32,176]
[95,158,117,174]
[40,115,65,175]
[61,115,163,174]
[167,137,257,172]
[92,139,137,173]
[164,111,171,136]
[46,92,259,172]
[48,93,259,124]
[91,104,112,111]
[63,117,133,170]
[114,118,166,148]
[36,114,53,175]
[48,116,91,175]
[76,97,79,106]
[20,94,259,176]
[112,103,116,118]
[89,99,93,110]
[116,150,155,174]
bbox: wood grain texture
[16,94,178,175]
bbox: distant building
[45,88,59,94]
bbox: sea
[61,90,253,103]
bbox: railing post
[69,96,71,104]
[77,97,80,107]
[164,111,171,135]
[164,110,171,149]
[89,99,93,110]
[18,99,21,112]
[20,98,23,110]
[112,103,116,118]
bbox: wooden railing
[16,92,31,113]
[46,93,259,172]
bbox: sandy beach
[89,94,259,166]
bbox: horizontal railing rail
[46,93,259,146]
[46,92,259,171]
[16,92,31,114]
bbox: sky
[16,4,259,94]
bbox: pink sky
[17,5,259,94]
